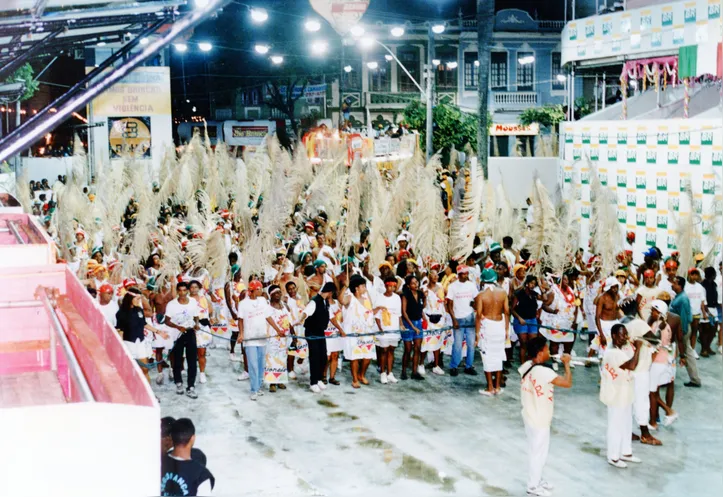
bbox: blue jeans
[451,315,475,370]
[245,345,266,394]
[402,319,423,342]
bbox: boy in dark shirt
[161,418,214,496]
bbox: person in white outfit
[600,323,644,468]
[519,336,573,497]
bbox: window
[490,136,509,157]
[342,61,361,90]
[397,46,421,92]
[464,52,479,90]
[368,57,391,92]
[516,136,535,157]
[551,52,564,91]
[435,46,457,90]
[490,52,507,90]
[516,51,534,91]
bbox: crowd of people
[27,135,722,497]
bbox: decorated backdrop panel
[560,119,722,262]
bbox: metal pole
[602,72,606,109]
[339,42,344,129]
[0,17,169,148]
[0,0,231,163]
[376,40,426,97]
[595,74,599,112]
[571,64,576,121]
[7,220,25,244]
[0,300,43,308]
[39,291,94,402]
[0,28,63,82]
[426,27,435,162]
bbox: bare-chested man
[595,277,621,352]
[150,281,176,385]
[475,268,510,396]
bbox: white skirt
[650,362,676,389]
[480,319,506,373]
[125,338,153,360]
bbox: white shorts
[125,338,153,360]
[650,362,675,389]
[376,332,400,349]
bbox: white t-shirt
[446,280,478,319]
[600,347,634,407]
[374,293,402,331]
[658,278,675,300]
[502,249,516,270]
[519,361,559,429]
[716,271,722,305]
[317,245,335,268]
[526,205,535,225]
[99,300,119,328]
[165,298,200,329]
[635,285,659,321]
[685,282,705,315]
[623,319,654,373]
[238,297,271,345]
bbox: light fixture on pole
[384,54,393,61]
[556,74,567,83]
[97,41,106,47]
[174,43,188,52]
[311,40,328,55]
[358,36,375,49]
[366,61,378,70]
[431,23,445,34]
[446,61,458,69]
[390,26,405,37]
[198,42,213,52]
[518,55,535,65]
[474,60,480,67]
[305,19,321,32]
[344,65,353,73]
[270,55,284,65]
[194,0,210,7]
[350,25,365,37]
[140,37,149,45]
[250,8,268,23]
[254,44,270,54]
[432,58,440,66]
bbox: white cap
[650,299,668,316]
[603,276,619,293]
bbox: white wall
[488,157,559,207]
[20,157,73,183]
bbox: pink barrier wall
[64,267,155,407]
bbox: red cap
[456,264,469,274]
[398,249,410,258]
[248,280,263,291]
[304,222,315,230]
[99,284,114,294]
[122,278,137,289]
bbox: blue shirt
[670,292,691,334]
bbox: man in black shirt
[161,418,214,496]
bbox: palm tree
[476,0,495,179]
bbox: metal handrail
[39,290,94,403]
[7,221,25,244]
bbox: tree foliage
[5,63,39,101]
[519,104,566,128]
[403,101,481,158]
[264,78,308,148]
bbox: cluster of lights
[189,116,206,122]
[518,55,535,65]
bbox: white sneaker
[317,381,327,391]
[552,362,559,371]
[199,372,207,384]
[250,393,258,401]
[718,345,722,355]
[527,486,551,496]
[380,373,388,384]
[288,371,297,380]
[155,372,165,385]
[387,373,398,384]
[539,481,554,491]
[432,366,445,375]
[620,454,641,463]
[257,390,265,396]
[175,383,184,395]
[310,384,321,393]
[417,365,426,377]
[607,459,628,468]
[693,350,700,360]
[237,371,249,381]
[663,413,679,426]
[230,352,242,362]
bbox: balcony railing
[492,91,538,108]
[461,19,564,31]
[366,92,420,108]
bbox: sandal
[360,377,369,385]
[329,378,340,385]
[632,434,640,441]
[640,436,663,446]
[277,383,287,390]
[351,381,361,389]
[269,385,277,393]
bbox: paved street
[158,343,723,496]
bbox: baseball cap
[489,242,502,253]
[456,264,469,274]
[643,269,655,278]
[122,278,138,289]
[248,280,263,291]
[481,268,497,283]
[99,284,114,294]
[602,276,619,292]
[650,300,668,316]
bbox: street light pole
[426,26,435,162]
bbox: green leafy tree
[403,101,486,163]
[519,104,566,129]
[5,63,39,101]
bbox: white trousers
[524,421,550,490]
[633,372,650,427]
[607,404,633,461]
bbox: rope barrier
[135,322,599,369]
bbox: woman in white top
[422,270,446,375]
[685,268,707,355]
[341,275,376,389]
